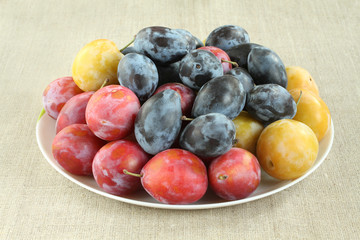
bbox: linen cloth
[0,0,359,239]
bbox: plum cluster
[42,25,329,205]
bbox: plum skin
[85,85,140,141]
[56,91,94,133]
[153,83,195,116]
[92,140,150,196]
[140,149,208,204]
[43,76,83,119]
[52,124,106,176]
[209,148,261,200]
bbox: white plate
[36,112,334,210]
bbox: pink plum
[92,140,150,196]
[52,124,106,176]
[43,76,83,119]
[208,148,261,200]
[139,149,208,204]
[85,85,140,141]
[56,91,94,133]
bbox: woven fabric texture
[0,0,359,239]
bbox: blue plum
[205,25,250,51]
[225,43,263,69]
[179,113,236,158]
[117,53,158,102]
[191,75,246,120]
[226,67,254,94]
[134,89,182,155]
[246,84,297,124]
[134,26,190,65]
[247,47,287,88]
[179,49,223,90]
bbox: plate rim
[36,113,334,210]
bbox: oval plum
[246,84,297,124]
[134,89,182,155]
[191,75,246,120]
[209,148,261,200]
[247,47,287,88]
[179,113,236,158]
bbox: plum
[179,49,223,90]
[92,140,150,196]
[179,113,236,158]
[85,85,140,141]
[153,82,195,116]
[117,53,159,102]
[191,75,246,120]
[134,89,182,155]
[72,39,123,91]
[56,91,94,133]
[205,25,250,51]
[43,76,83,119]
[209,148,261,200]
[52,124,106,176]
[247,47,287,88]
[126,149,208,204]
[134,26,190,64]
[246,84,297,124]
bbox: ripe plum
[52,124,106,176]
[179,113,236,158]
[205,25,250,51]
[85,85,140,141]
[117,53,158,102]
[92,140,150,195]
[246,84,297,124]
[134,89,182,155]
[247,47,287,88]
[192,75,246,119]
[56,91,94,133]
[134,26,190,64]
[179,49,223,90]
[43,76,83,119]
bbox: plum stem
[221,59,239,67]
[120,35,136,52]
[123,169,143,178]
[232,138,239,146]
[37,108,46,122]
[218,175,228,180]
[181,116,194,121]
[100,79,110,89]
[296,90,303,105]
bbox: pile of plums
[43,25,331,205]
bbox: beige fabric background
[1,0,359,239]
